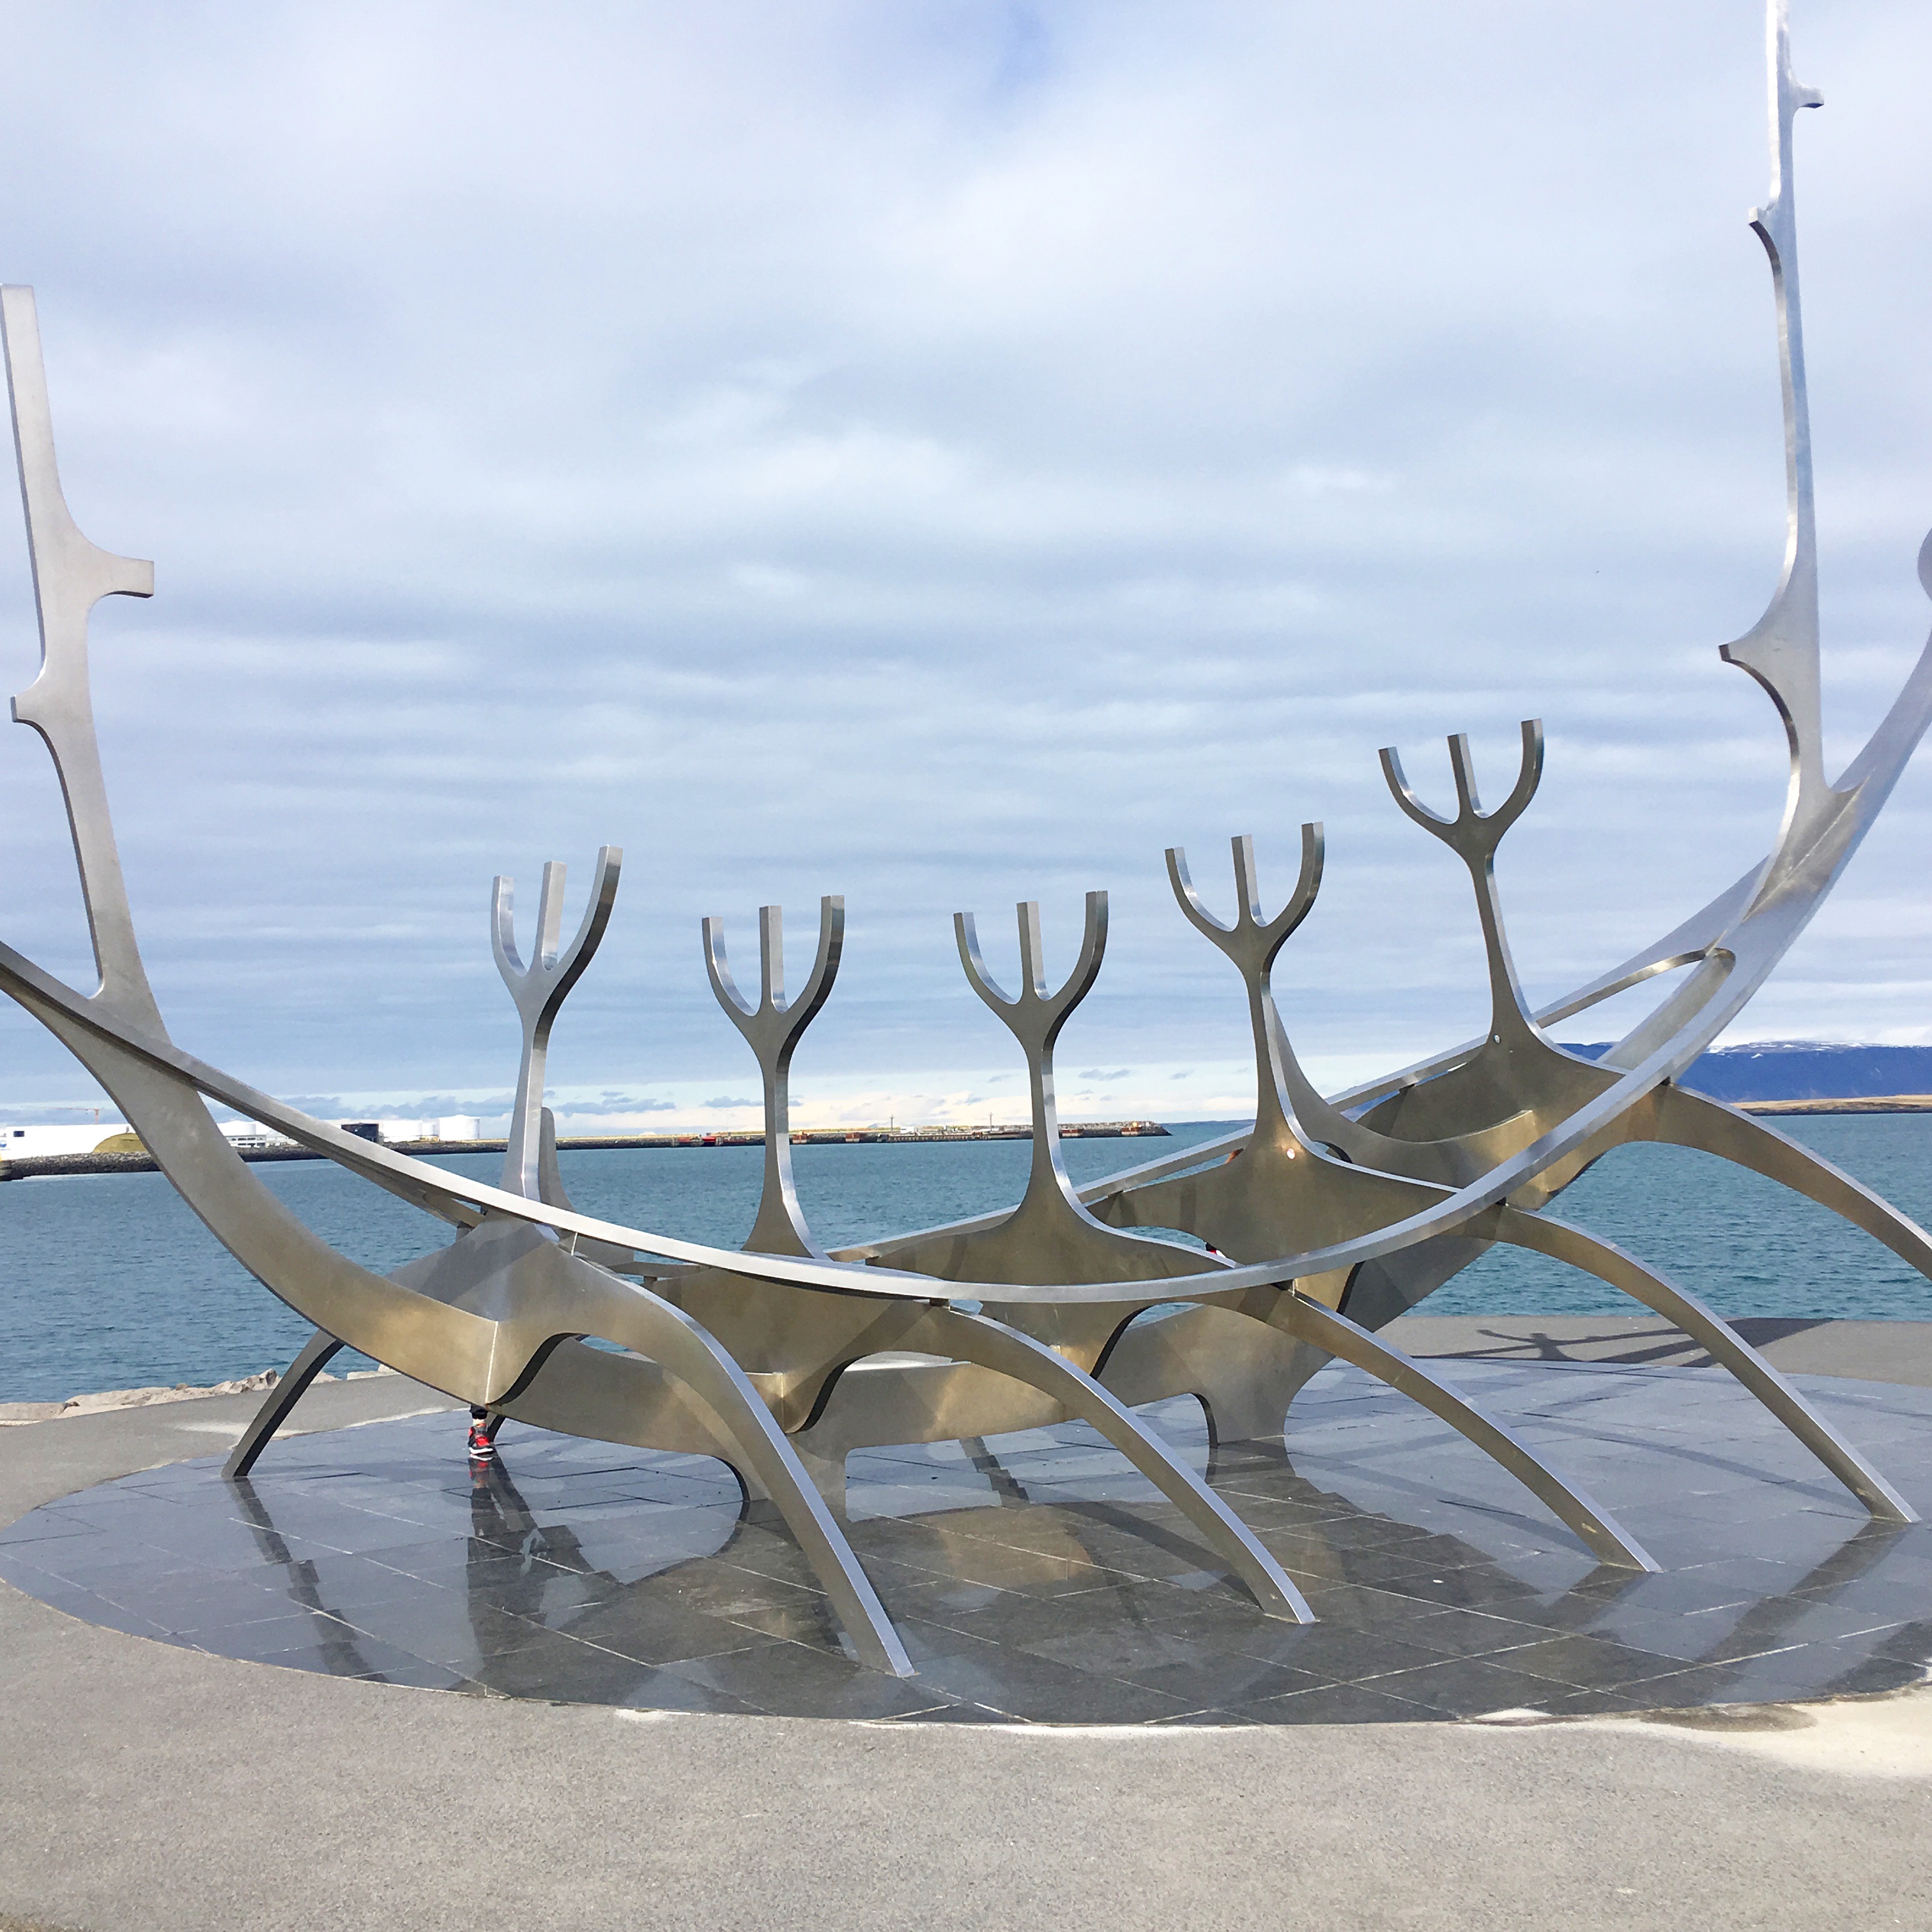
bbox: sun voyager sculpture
[3,2,1928,1676]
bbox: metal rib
[915,1305,1314,1621]
[1635,1084,1932,1284]
[569,1263,917,1675]
[1268,1292,1660,1571]
[224,1328,344,1479]
[1491,1202,1916,1524]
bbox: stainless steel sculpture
[2,0,1924,1677]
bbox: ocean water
[2,1115,1929,1404]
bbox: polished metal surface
[686,891,1314,1612]
[3,0,1928,1683]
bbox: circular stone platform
[3,1360,1929,1724]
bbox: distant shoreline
[1735,1095,1932,1117]
[0,1119,1171,1181]
[10,1098,1929,1181]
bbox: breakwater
[0,1118,1169,1182]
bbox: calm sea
[3,1114,1929,1404]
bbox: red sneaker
[467,1413,496,1460]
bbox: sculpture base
[3,1361,1928,1724]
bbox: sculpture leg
[223,1329,346,1480]
[572,1275,917,1676]
[788,1439,849,1514]
[1265,1291,1660,1571]
[1491,1203,1916,1524]
[1636,1084,1932,1281]
[913,1307,1314,1621]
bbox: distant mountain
[1559,1041,1932,1103]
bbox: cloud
[551,1093,676,1115]
[0,1,1928,1136]
[1078,1068,1133,1082]
[702,1096,757,1110]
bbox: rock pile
[0,1365,296,1426]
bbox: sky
[0,0,1929,1136]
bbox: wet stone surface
[3,1361,1929,1725]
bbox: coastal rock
[0,1366,288,1426]
[58,1367,287,1414]
[0,1361,397,1425]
